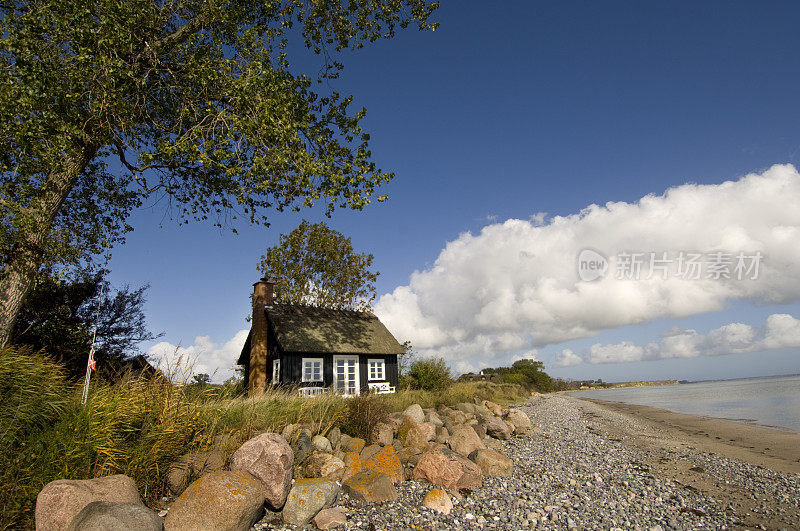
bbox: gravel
[252,394,800,530]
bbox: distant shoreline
[563,379,679,391]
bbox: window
[302,358,323,382]
[272,359,280,384]
[368,359,385,381]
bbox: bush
[501,372,525,385]
[406,357,453,392]
[338,393,390,441]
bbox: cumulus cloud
[375,164,800,370]
[148,329,248,383]
[554,348,583,367]
[559,313,800,365]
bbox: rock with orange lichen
[163,471,265,531]
[341,451,363,482]
[339,434,366,454]
[422,488,453,515]
[282,477,339,526]
[342,470,397,503]
[360,445,404,483]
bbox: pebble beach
[256,394,800,530]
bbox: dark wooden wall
[277,352,399,392]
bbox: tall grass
[382,381,528,411]
[1,350,528,529]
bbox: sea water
[570,374,800,433]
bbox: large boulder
[370,422,395,446]
[339,434,366,454]
[314,507,348,530]
[469,449,513,476]
[484,416,512,440]
[435,426,450,445]
[413,448,482,490]
[455,403,476,416]
[164,471,264,531]
[402,404,425,424]
[483,401,504,417]
[291,429,315,465]
[471,423,487,440]
[165,450,224,495]
[448,425,485,457]
[65,502,162,531]
[424,411,444,427]
[282,477,339,526]
[312,435,333,453]
[341,451,363,482]
[302,452,346,479]
[229,432,293,510]
[326,428,342,450]
[342,470,397,503]
[421,488,453,515]
[504,408,532,433]
[397,417,430,450]
[36,474,141,531]
[360,445,403,483]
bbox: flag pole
[81,277,105,406]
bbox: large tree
[259,220,378,310]
[0,0,439,347]
[11,269,160,380]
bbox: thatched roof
[238,304,404,364]
[269,304,404,354]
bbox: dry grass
[0,349,528,529]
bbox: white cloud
[375,164,800,368]
[554,348,583,367]
[148,329,249,383]
[559,313,800,365]
[588,341,646,364]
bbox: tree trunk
[0,144,97,349]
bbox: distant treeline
[458,359,554,393]
[458,361,679,393]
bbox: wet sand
[581,398,800,475]
[576,397,800,529]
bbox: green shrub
[406,357,453,392]
[501,372,525,385]
[338,393,390,441]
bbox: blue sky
[110,1,800,382]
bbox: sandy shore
[579,398,800,475]
[576,396,800,529]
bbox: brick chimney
[248,278,274,395]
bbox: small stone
[422,488,453,515]
[312,435,332,453]
[313,507,348,529]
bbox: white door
[333,355,360,396]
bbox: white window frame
[368,358,385,381]
[302,357,323,383]
[272,359,280,384]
